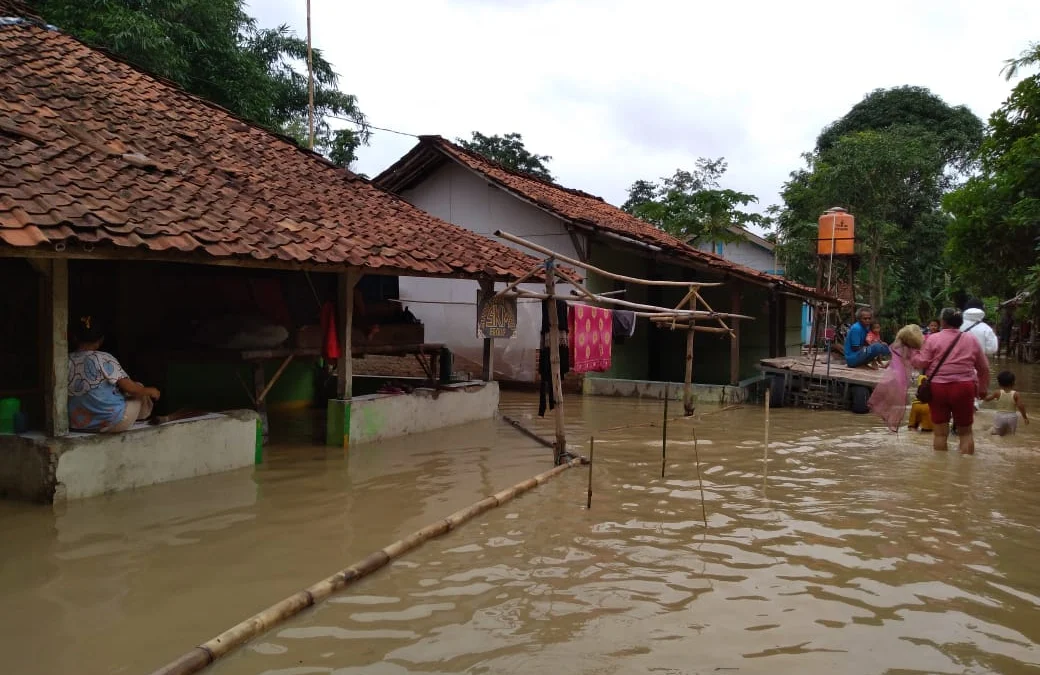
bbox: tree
[623,158,765,246]
[774,86,983,324]
[946,48,1040,301]
[456,132,553,180]
[31,0,369,166]
[816,86,983,172]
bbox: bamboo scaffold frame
[495,230,752,460]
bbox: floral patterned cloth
[568,304,613,373]
[68,350,129,431]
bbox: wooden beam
[337,270,361,399]
[545,260,566,463]
[683,295,695,416]
[44,259,69,436]
[730,281,742,386]
[479,279,494,382]
[495,230,723,288]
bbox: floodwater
[0,364,1038,675]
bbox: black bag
[916,333,962,404]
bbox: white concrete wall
[699,240,778,273]
[398,162,584,382]
[53,412,258,501]
[350,381,499,445]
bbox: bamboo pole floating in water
[147,457,585,675]
[587,436,594,509]
[662,387,669,478]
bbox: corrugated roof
[376,136,835,301]
[0,20,547,280]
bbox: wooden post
[254,363,268,439]
[763,387,771,483]
[337,270,360,399]
[661,386,669,478]
[730,281,742,386]
[327,269,360,447]
[44,259,69,437]
[479,279,494,381]
[545,259,566,463]
[683,293,696,416]
[586,436,594,509]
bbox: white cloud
[247,0,1040,223]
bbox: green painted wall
[583,241,799,385]
[164,359,319,410]
[585,242,651,381]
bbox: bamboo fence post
[587,436,594,509]
[544,259,567,464]
[763,388,771,482]
[661,386,669,478]
[147,457,585,675]
[692,427,708,530]
[683,294,696,416]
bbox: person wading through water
[912,308,989,454]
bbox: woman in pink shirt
[912,308,989,454]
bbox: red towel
[320,302,340,360]
[568,304,612,373]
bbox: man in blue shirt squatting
[844,307,890,367]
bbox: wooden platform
[760,354,884,410]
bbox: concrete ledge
[350,381,499,445]
[582,377,748,405]
[0,410,259,503]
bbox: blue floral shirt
[68,350,128,431]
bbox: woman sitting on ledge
[68,316,161,433]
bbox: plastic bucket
[0,397,21,434]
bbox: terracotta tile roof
[376,136,835,302]
[0,21,547,280]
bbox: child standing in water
[983,371,1029,436]
[907,374,934,432]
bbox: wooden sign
[476,290,518,339]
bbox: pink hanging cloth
[568,304,613,373]
[868,343,918,432]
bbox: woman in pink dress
[911,308,990,454]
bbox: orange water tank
[817,207,855,256]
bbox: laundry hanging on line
[612,310,636,338]
[568,303,613,373]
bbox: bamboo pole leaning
[147,457,585,675]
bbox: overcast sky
[250,0,1039,226]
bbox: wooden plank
[45,259,69,436]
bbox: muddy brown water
[1,364,1039,675]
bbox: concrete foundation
[0,410,259,503]
[350,381,499,445]
[583,376,749,406]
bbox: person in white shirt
[961,300,998,357]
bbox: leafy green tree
[623,158,765,246]
[774,86,982,324]
[946,46,1040,302]
[31,0,368,166]
[456,132,553,180]
[816,86,983,172]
